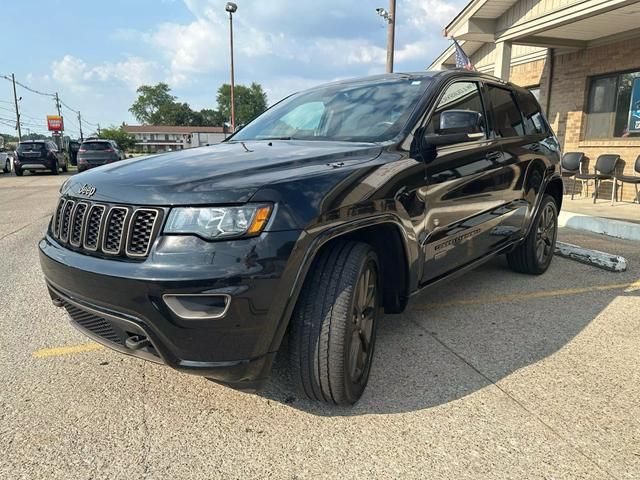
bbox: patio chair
[574,154,620,205]
[615,154,640,204]
[560,152,584,199]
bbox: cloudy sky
[1,0,465,138]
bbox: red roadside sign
[47,115,64,131]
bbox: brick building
[122,125,228,154]
[429,0,640,202]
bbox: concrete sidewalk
[561,195,640,242]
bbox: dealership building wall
[430,0,640,202]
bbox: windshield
[232,77,431,143]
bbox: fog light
[163,294,231,320]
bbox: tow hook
[125,335,151,351]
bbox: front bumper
[39,229,302,390]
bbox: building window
[584,70,640,139]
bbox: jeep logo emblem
[78,184,97,197]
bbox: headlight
[164,204,272,240]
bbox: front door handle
[486,151,502,162]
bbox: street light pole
[376,1,396,73]
[386,0,396,73]
[225,2,238,132]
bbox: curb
[558,211,640,242]
[555,242,627,272]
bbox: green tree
[216,82,268,126]
[99,126,136,151]
[129,83,177,124]
[199,108,225,127]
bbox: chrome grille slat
[69,202,89,247]
[126,209,159,257]
[84,204,106,251]
[52,198,66,238]
[59,200,75,242]
[101,207,129,255]
[50,198,161,259]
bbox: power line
[1,75,55,98]
[2,74,100,129]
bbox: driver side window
[426,81,487,137]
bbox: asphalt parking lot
[1,172,639,479]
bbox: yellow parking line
[413,280,640,310]
[33,342,104,358]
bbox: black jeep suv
[39,71,563,405]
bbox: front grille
[64,302,123,345]
[50,197,162,259]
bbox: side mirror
[438,110,483,135]
[422,110,485,150]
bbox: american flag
[453,37,475,71]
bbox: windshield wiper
[256,136,293,141]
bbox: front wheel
[61,160,68,172]
[507,194,558,274]
[290,241,380,405]
[15,167,23,176]
[51,160,59,175]
[2,160,9,174]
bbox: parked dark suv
[39,71,563,405]
[14,140,67,176]
[77,139,124,172]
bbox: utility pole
[97,123,101,136]
[78,111,84,141]
[11,73,21,141]
[386,0,396,73]
[54,92,63,149]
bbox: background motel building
[122,125,228,154]
[430,0,640,202]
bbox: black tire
[290,241,380,405]
[507,194,558,275]
[15,167,23,176]
[61,161,68,172]
[2,160,9,174]
[51,160,59,175]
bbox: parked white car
[0,149,12,174]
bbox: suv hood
[61,140,382,205]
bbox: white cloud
[403,0,459,27]
[52,55,88,86]
[51,54,162,91]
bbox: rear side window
[515,90,547,135]
[486,86,524,138]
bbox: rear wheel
[51,160,59,175]
[290,241,380,405]
[507,194,558,274]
